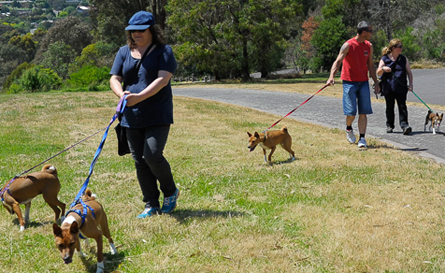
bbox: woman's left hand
[408,85,413,92]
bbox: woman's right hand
[383,66,392,73]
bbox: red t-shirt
[341,38,371,82]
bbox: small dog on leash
[247,126,296,164]
[1,164,65,231]
[53,189,117,273]
[424,110,443,134]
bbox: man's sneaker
[386,127,394,133]
[137,207,160,219]
[346,129,356,143]
[357,137,367,148]
[403,126,412,135]
[161,188,179,214]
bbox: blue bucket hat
[125,11,155,31]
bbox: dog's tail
[42,164,57,175]
[84,189,97,200]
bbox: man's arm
[367,43,380,94]
[326,42,349,86]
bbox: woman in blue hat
[110,11,179,218]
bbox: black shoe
[386,127,394,133]
[403,126,412,135]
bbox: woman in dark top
[110,11,179,218]
[377,39,414,135]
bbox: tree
[8,33,37,62]
[368,0,443,41]
[311,16,348,71]
[39,41,77,79]
[34,16,93,64]
[88,0,153,45]
[168,0,302,80]
[69,42,118,74]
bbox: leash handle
[70,95,128,209]
[264,83,330,132]
[411,91,433,112]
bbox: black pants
[385,91,409,129]
[126,125,176,208]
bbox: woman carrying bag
[377,39,414,135]
[110,11,179,218]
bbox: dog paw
[19,226,25,232]
[109,243,117,255]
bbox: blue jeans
[126,125,176,208]
[342,81,373,116]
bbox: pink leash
[264,83,330,131]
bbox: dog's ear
[441,113,444,118]
[70,221,79,234]
[53,223,62,237]
[254,132,260,138]
[247,132,252,137]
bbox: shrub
[17,66,62,92]
[67,65,110,88]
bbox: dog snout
[63,254,73,264]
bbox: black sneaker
[403,126,412,135]
[386,127,393,133]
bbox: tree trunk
[241,38,250,80]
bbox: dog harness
[0,177,17,201]
[65,199,96,239]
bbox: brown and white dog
[424,110,443,134]
[53,189,117,273]
[1,164,65,231]
[247,126,296,164]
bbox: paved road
[172,69,445,164]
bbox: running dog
[247,126,296,164]
[1,164,65,231]
[424,110,443,134]
[53,189,117,273]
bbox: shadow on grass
[78,248,125,273]
[169,209,244,224]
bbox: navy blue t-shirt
[381,54,408,95]
[110,44,177,128]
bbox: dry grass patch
[0,92,445,272]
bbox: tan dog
[1,164,65,231]
[247,126,296,164]
[424,110,443,134]
[53,189,117,273]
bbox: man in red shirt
[327,21,380,148]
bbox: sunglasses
[130,29,147,33]
[395,44,403,49]
[366,29,373,33]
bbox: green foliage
[393,27,422,61]
[69,42,118,74]
[67,65,110,88]
[422,19,445,62]
[311,16,348,70]
[17,65,62,92]
[371,29,388,61]
[40,41,77,79]
[34,16,93,64]
[2,62,34,90]
[168,0,302,80]
[8,33,37,61]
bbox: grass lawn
[0,88,445,272]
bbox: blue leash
[68,95,127,211]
